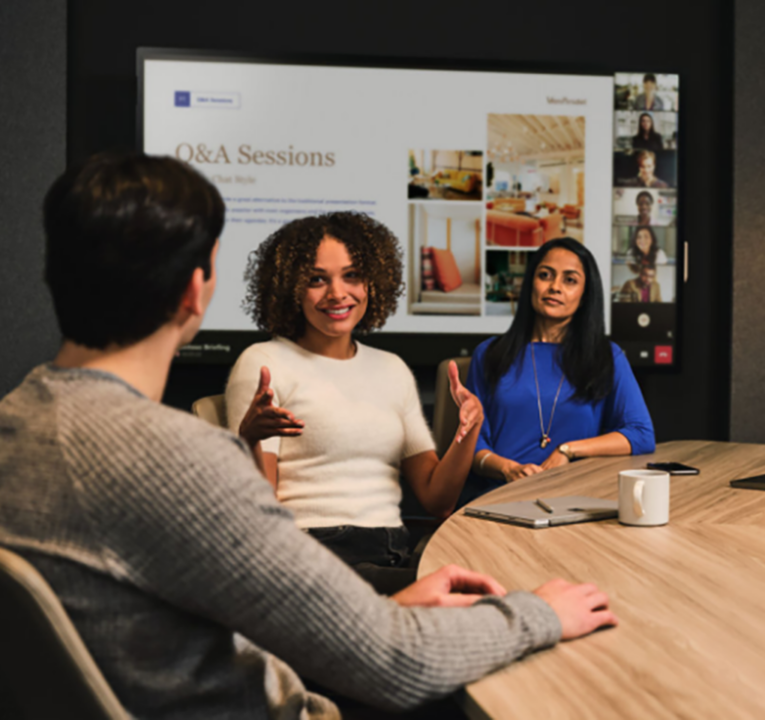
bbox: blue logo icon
[174,91,191,107]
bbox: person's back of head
[43,153,224,349]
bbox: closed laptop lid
[464,496,618,528]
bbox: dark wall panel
[0,2,66,398]
[731,0,765,442]
[65,0,732,442]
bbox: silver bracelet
[479,452,493,472]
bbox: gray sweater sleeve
[60,390,561,712]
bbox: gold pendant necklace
[531,343,565,449]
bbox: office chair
[191,393,227,427]
[432,356,472,458]
[0,547,130,720]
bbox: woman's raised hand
[448,360,484,443]
[238,366,304,447]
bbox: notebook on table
[464,495,618,528]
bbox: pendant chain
[531,343,565,448]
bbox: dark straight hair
[44,152,224,349]
[483,237,614,402]
[635,113,662,143]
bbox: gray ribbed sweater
[0,365,561,719]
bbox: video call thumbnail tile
[614,149,676,189]
[614,72,679,112]
[612,187,676,227]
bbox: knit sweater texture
[0,364,561,719]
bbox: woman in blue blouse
[462,237,655,503]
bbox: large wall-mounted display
[138,51,679,367]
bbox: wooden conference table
[418,441,765,719]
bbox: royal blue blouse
[460,339,655,504]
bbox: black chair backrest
[0,547,129,720]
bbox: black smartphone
[646,462,700,475]
[730,475,765,490]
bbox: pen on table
[535,498,554,514]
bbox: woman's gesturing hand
[448,360,484,443]
[238,367,304,447]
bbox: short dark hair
[643,73,657,84]
[636,191,654,205]
[44,153,224,348]
[243,212,403,338]
[482,237,614,402]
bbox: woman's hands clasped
[238,367,304,448]
[502,462,543,483]
[488,447,570,483]
[500,447,569,483]
[540,447,570,471]
[448,360,484,444]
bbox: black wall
[731,0,765,442]
[0,2,66,398]
[35,1,737,441]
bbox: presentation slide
[142,58,615,346]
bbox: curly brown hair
[242,212,404,338]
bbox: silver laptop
[464,495,618,528]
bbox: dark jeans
[306,525,417,595]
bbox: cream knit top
[226,338,436,529]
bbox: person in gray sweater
[0,153,617,719]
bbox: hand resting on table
[394,566,617,639]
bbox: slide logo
[173,91,241,109]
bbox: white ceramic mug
[618,469,670,526]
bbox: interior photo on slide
[407,203,482,316]
[407,149,483,201]
[485,113,585,248]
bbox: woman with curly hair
[225,212,483,593]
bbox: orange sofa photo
[433,169,481,193]
[486,210,564,247]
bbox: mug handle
[633,480,645,518]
